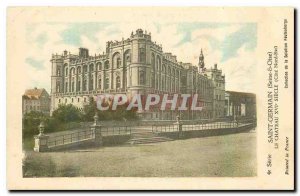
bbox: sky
[24,22,257,93]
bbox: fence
[48,129,95,147]
[34,118,256,152]
[152,118,256,133]
[46,126,131,149]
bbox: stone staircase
[126,131,173,145]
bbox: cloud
[220,23,257,62]
[35,32,48,49]
[23,22,257,93]
[25,57,45,70]
[220,46,257,92]
[60,22,111,46]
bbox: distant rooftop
[23,87,48,99]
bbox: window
[116,76,121,89]
[139,70,145,85]
[117,58,121,68]
[83,65,87,73]
[65,68,68,76]
[77,67,81,74]
[56,81,60,92]
[151,73,155,88]
[124,50,131,66]
[98,78,102,89]
[104,61,110,69]
[65,82,68,92]
[90,78,93,90]
[83,80,87,91]
[71,80,74,92]
[139,47,146,63]
[90,64,94,72]
[84,97,86,102]
[105,78,109,89]
[78,98,80,102]
[58,99,61,103]
[72,98,74,103]
[113,53,121,69]
[77,80,81,91]
[57,66,61,76]
[97,62,102,71]
[151,53,155,69]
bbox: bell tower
[198,49,205,72]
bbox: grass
[23,130,256,177]
[23,136,35,151]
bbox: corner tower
[127,29,152,96]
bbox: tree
[82,97,97,122]
[52,104,82,123]
[23,111,46,138]
[83,96,138,121]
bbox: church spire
[198,49,205,72]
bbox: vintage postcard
[7,7,294,190]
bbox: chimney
[214,64,218,69]
[79,48,89,58]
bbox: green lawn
[23,130,256,177]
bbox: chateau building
[22,88,51,116]
[50,29,225,120]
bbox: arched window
[83,65,87,73]
[104,61,110,69]
[64,63,68,76]
[77,79,81,91]
[105,77,109,89]
[116,76,121,89]
[57,65,61,76]
[124,50,131,66]
[77,66,81,74]
[96,62,102,71]
[113,52,121,69]
[117,58,121,68]
[89,63,94,72]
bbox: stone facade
[50,29,225,120]
[22,87,50,116]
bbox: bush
[22,111,46,138]
[52,104,82,123]
[83,98,138,121]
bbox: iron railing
[48,129,94,147]
[46,119,255,148]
